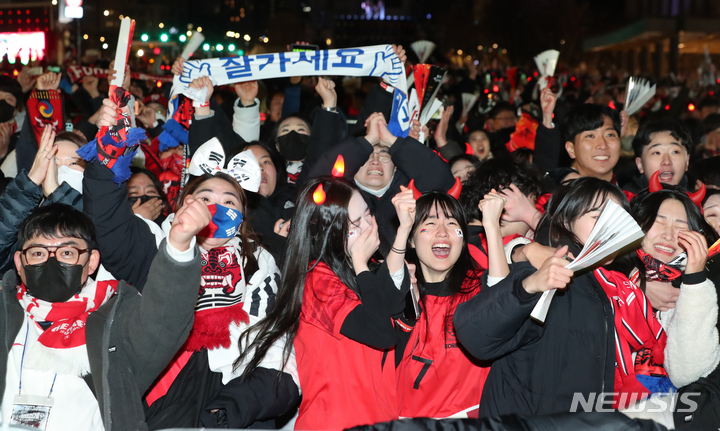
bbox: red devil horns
[649,171,663,193]
[408,179,422,200]
[447,177,462,199]
[689,182,706,207]
[649,170,706,208]
[407,178,462,200]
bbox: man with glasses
[0,202,208,431]
[308,112,455,244]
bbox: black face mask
[23,257,85,303]
[277,131,310,161]
[128,195,160,207]
[0,99,15,123]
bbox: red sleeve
[301,263,360,339]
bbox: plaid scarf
[594,268,670,410]
[17,279,117,375]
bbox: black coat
[307,135,455,245]
[453,262,616,417]
[0,240,202,431]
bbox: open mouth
[658,171,674,182]
[201,274,233,288]
[592,155,610,161]
[367,170,383,176]
[654,244,676,255]
[431,243,451,258]
[261,176,268,184]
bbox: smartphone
[289,43,319,52]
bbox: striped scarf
[594,268,671,410]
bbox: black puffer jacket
[453,262,616,418]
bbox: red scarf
[18,279,117,375]
[26,89,63,146]
[636,248,685,283]
[18,280,117,350]
[594,268,668,409]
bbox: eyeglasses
[22,246,89,266]
[370,152,391,163]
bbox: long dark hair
[234,177,362,379]
[630,186,719,288]
[177,172,260,278]
[538,177,638,275]
[407,191,481,294]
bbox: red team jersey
[294,262,398,430]
[396,277,490,418]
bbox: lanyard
[18,321,57,398]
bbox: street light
[228,44,235,51]
[159,23,164,28]
[179,35,187,42]
[202,43,210,51]
[160,34,169,42]
[243,34,250,41]
[216,44,224,51]
[103,10,109,16]
[141,34,149,42]
[137,49,144,57]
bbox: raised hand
[28,125,57,186]
[678,230,709,274]
[620,110,629,137]
[364,112,385,145]
[434,106,453,148]
[189,76,214,103]
[235,80,258,107]
[522,245,574,294]
[315,77,337,109]
[408,119,422,141]
[96,98,119,128]
[136,102,157,128]
[540,87,557,128]
[479,189,506,228]
[17,67,36,93]
[377,115,398,147]
[171,57,185,76]
[36,72,61,91]
[169,195,212,251]
[82,75,100,98]
[499,183,542,230]
[392,44,407,65]
[392,187,416,231]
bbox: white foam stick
[181,32,205,60]
[534,50,559,91]
[461,92,478,117]
[111,18,134,88]
[530,200,645,323]
[534,49,560,78]
[624,77,656,116]
[420,98,443,126]
[411,40,436,64]
[408,88,420,123]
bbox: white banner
[171,44,410,136]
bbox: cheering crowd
[0,38,718,431]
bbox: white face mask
[57,165,84,194]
